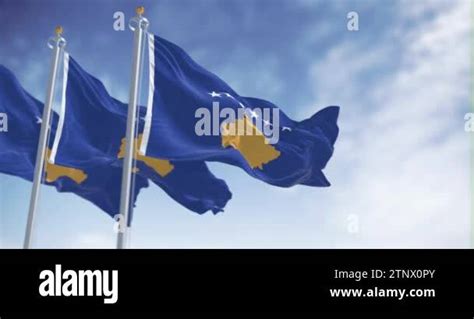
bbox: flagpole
[117,7,149,249]
[23,26,66,249]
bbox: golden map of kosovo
[221,116,280,169]
[117,134,174,177]
[45,149,88,184]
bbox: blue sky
[0,0,471,248]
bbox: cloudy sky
[0,0,471,248]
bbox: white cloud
[398,0,453,20]
[70,232,114,249]
[305,0,470,247]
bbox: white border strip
[138,33,155,155]
[49,51,70,164]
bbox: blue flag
[50,55,231,214]
[0,64,148,218]
[140,34,339,187]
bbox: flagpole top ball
[55,26,63,36]
[136,6,145,16]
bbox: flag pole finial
[55,25,63,36]
[136,6,145,16]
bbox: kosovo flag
[140,34,339,187]
[0,64,148,218]
[50,55,231,214]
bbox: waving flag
[0,64,148,218]
[140,34,339,187]
[50,55,231,214]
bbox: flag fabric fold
[140,34,339,188]
[50,55,231,214]
[0,64,147,218]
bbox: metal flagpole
[23,26,66,249]
[117,7,149,249]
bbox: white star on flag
[248,109,259,118]
[209,91,221,98]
